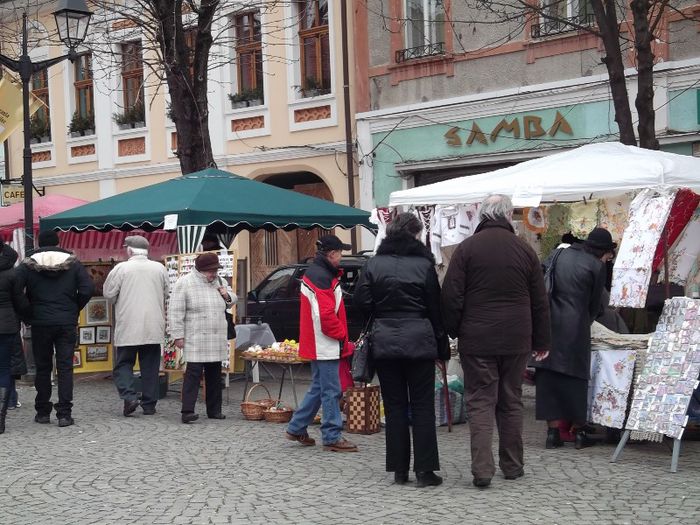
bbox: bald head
[478,194,514,222]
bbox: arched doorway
[250,172,334,286]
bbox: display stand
[240,356,305,408]
[74,261,118,374]
[610,297,700,472]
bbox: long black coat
[442,218,551,356]
[354,234,449,361]
[0,243,31,335]
[532,244,606,379]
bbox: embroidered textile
[667,207,700,286]
[599,195,632,245]
[588,349,637,429]
[568,201,599,238]
[371,207,396,253]
[652,189,700,271]
[610,189,676,308]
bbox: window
[121,41,143,111]
[532,0,594,38]
[297,0,330,97]
[184,28,196,79]
[73,53,94,119]
[257,267,295,301]
[234,11,263,101]
[31,68,50,139]
[264,230,278,266]
[398,0,445,62]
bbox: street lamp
[0,0,92,252]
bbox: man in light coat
[103,235,169,416]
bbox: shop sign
[1,184,24,206]
[444,111,574,147]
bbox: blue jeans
[287,360,342,445]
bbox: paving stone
[2,379,700,523]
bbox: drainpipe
[340,0,357,252]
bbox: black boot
[575,430,595,450]
[0,387,9,435]
[546,428,563,449]
[416,471,443,487]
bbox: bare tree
[388,0,700,150]
[0,0,297,174]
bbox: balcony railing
[395,42,445,63]
[531,13,596,38]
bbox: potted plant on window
[296,77,330,98]
[228,87,264,109]
[68,110,95,137]
[30,114,51,143]
[113,101,146,129]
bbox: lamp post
[0,0,92,252]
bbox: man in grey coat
[103,235,169,416]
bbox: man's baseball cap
[316,235,352,252]
[123,235,149,250]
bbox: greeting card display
[625,298,700,439]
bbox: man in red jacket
[285,235,357,452]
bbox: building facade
[354,0,700,228]
[1,1,360,294]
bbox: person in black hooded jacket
[0,240,31,434]
[16,231,94,427]
[354,212,449,488]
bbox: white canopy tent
[389,143,700,207]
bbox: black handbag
[351,316,375,383]
[543,248,564,296]
[225,310,236,340]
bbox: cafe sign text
[444,111,574,147]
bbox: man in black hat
[531,226,613,450]
[285,234,358,452]
[16,231,94,427]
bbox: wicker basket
[263,406,294,423]
[241,384,276,421]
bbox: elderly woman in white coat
[169,253,236,423]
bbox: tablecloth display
[588,349,637,429]
[667,207,700,286]
[610,189,677,307]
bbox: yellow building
[1,1,361,297]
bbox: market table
[240,355,308,408]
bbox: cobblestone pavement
[1,372,699,525]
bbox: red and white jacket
[298,254,354,361]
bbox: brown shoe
[285,431,316,446]
[323,438,358,452]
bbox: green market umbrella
[40,168,373,252]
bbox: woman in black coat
[0,241,31,433]
[354,213,449,487]
[532,228,614,449]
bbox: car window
[257,268,296,301]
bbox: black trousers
[376,359,439,473]
[113,344,162,409]
[32,325,76,418]
[181,361,222,416]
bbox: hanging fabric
[610,189,677,308]
[651,189,700,272]
[177,225,207,254]
[667,207,700,286]
[216,232,236,250]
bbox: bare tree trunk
[152,0,217,174]
[631,0,660,150]
[589,0,638,146]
